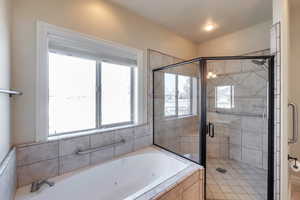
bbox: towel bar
[76,139,126,155]
[0,88,22,97]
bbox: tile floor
[206,159,267,200]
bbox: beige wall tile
[59,136,90,156]
[17,158,58,187]
[59,154,89,174]
[17,141,58,166]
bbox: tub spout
[30,179,55,192]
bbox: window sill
[47,123,147,141]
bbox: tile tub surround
[15,147,204,200]
[0,148,17,200]
[16,124,152,187]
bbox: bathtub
[15,147,198,200]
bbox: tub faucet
[30,179,55,192]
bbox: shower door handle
[289,102,299,144]
[207,122,211,135]
[209,123,215,138]
[207,122,214,138]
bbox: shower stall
[152,56,274,200]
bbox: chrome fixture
[288,155,298,169]
[0,88,22,97]
[207,122,215,138]
[30,179,55,192]
[288,102,299,144]
[252,59,268,71]
[76,138,126,155]
[252,59,266,66]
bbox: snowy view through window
[49,53,133,135]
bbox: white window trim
[36,21,145,142]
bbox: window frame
[36,21,144,141]
[164,73,195,118]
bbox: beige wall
[288,0,300,173]
[11,0,198,144]
[0,0,11,162]
[198,21,272,56]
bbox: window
[36,22,144,140]
[101,62,133,126]
[164,73,176,116]
[215,85,234,109]
[49,53,135,136]
[178,75,191,115]
[49,53,97,134]
[164,73,197,117]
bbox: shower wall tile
[262,133,268,152]
[241,60,258,72]
[241,117,265,133]
[263,152,268,170]
[224,60,242,74]
[219,142,229,159]
[272,22,281,200]
[242,148,262,168]
[242,131,262,151]
[208,61,225,75]
[229,128,242,146]
[230,144,242,161]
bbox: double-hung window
[37,22,144,140]
[164,73,198,117]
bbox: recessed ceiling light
[204,24,215,32]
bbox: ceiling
[108,0,273,43]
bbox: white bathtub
[15,147,191,200]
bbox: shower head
[252,59,266,66]
[251,59,268,71]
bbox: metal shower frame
[152,55,275,200]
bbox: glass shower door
[152,56,274,200]
[205,57,273,200]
